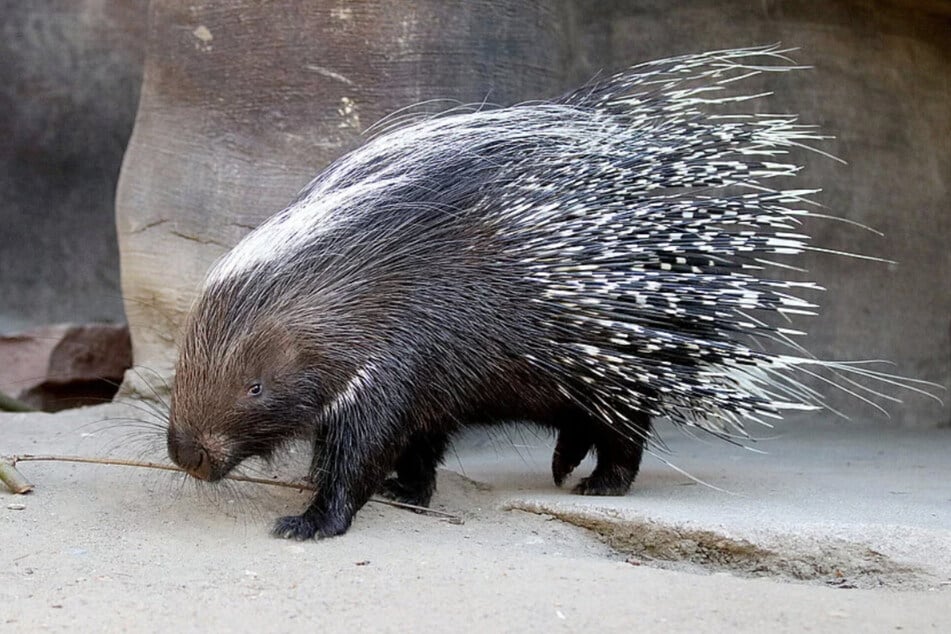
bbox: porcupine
[166,46,921,540]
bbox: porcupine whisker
[86,413,167,438]
[80,422,165,462]
[133,364,174,401]
[52,396,167,456]
[126,366,173,417]
[107,392,169,426]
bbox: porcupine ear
[236,318,303,378]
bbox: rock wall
[0,1,147,332]
[7,1,943,425]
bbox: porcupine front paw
[271,513,352,540]
[377,476,434,508]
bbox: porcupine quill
[163,46,939,540]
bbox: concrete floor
[2,404,949,632]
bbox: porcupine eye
[246,382,263,397]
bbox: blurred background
[1,0,947,426]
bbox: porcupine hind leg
[378,431,449,507]
[551,423,593,487]
[573,409,651,496]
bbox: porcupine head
[166,249,432,545]
[167,266,375,484]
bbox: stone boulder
[0,324,132,411]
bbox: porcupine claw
[272,512,352,541]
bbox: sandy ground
[2,403,949,632]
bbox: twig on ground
[1,453,463,523]
[0,459,34,493]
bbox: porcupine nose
[167,428,213,481]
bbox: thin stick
[3,454,463,523]
[0,459,34,494]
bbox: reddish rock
[0,323,132,411]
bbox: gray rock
[0,1,147,333]
[0,323,132,411]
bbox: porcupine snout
[167,425,213,481]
